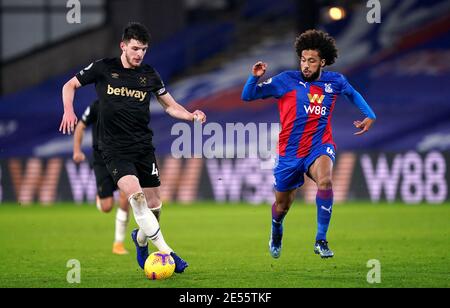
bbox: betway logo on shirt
[107,84,147,101]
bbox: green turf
[0,201,448,288]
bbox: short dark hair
[122,22,151,44]
[294,29,338,66]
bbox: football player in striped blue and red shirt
[242,30,376,259]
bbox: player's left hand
[192,110,206,123]
[59,111,78,135]
[353,117,375,135]
[73,151,86,163]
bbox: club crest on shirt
[139,76,147,86]
[325,83,333,93]
[258,78,272,87]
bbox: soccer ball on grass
[144,251,175,280]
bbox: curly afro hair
[294,29,338,66]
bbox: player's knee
[317,177,332,190]
[99,198,114,213]
[117,175,141,197]
[275,199,293,212]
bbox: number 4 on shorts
[152,163,159,176]
[327,147,335,157]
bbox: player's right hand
[59,111,78,135]
[353,117,375,135]
[193,110,207,123]
[73,151,86,163]
[252,61,267,77]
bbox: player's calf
[151,203,162,221]
[269,201,288,259]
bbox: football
[144,251,176,280]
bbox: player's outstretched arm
[60,77,82,135]
[342,81,376,136]
[242,61,284,101]
[241,61,267,101]
[157,92,206,123]
[73,121,87,163]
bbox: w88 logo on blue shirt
[304,105,327,116]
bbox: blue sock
[271,202,286,231]
[316,189,333,241]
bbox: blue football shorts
[273,143,336,192]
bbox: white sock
[128,192,173,253]
[96,196,102,212]
[114,208,128,243]
[137,229,147,247]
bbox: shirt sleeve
[76,59,104,86]
[81,101,98,126]
[152,69,168,97]
[241,73,287,101]
[340,74,376,119]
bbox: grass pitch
[0,201,448,288]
